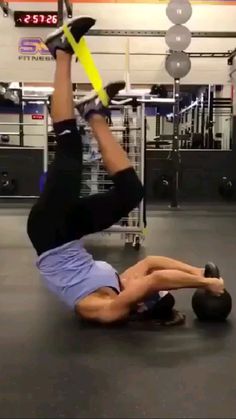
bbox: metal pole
[155,112,160,138]
[43,101,48,173]
[64,0,72,18]
[208,87,214,148]
[205,84,211,148]
[191,104,195,146]
[124,37,131,92]
[201,92,206,148]
[196,100,200,133]
[0,1,9,16]
[88,29,236,38]
[57,0,63,26]
[170,78,181,208]
[19,82,24,147]
[141,102,146,229]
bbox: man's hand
[206,277,225,296]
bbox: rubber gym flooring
[0,205,236,419]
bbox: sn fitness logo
[18,37,53,61]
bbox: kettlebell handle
[204,262,220,279]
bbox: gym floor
[0,205,236,418]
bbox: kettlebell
[218,177,234,200]
[0,171,16,195]
[152,175,170,200]
[1,134,10,143]
[192,262,232,322]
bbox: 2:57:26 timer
[23,14,58,25]
[15,12,58,27]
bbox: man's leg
[27,52,83,255]
[41,16,95,207]
[88,114,132,176]
[27,17,95,255]
[51,51,74,123]
[71,108,144,235]
[76,85,135,176]
[41,51,82,202]
[41,51,82,201]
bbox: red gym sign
[32,114,44,120]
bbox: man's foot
[45,16,96,58]
[75,81,126,121]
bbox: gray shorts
[40,260,121,309]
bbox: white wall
[230,56,236,113]
[146,116,156,142]
[163,119,175,136]
[0,2,235,84]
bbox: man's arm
[98,270,224,323]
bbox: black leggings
[27,119,144,256]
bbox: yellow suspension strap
[62,24,109,107]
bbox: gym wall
[0,103,46,147]
[0,2,236,84]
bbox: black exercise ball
[160,176,170,198]
[192,262,232,322]
[192,289,232,322]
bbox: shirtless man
[27,16,224,325]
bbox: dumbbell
[1,134,10,143]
